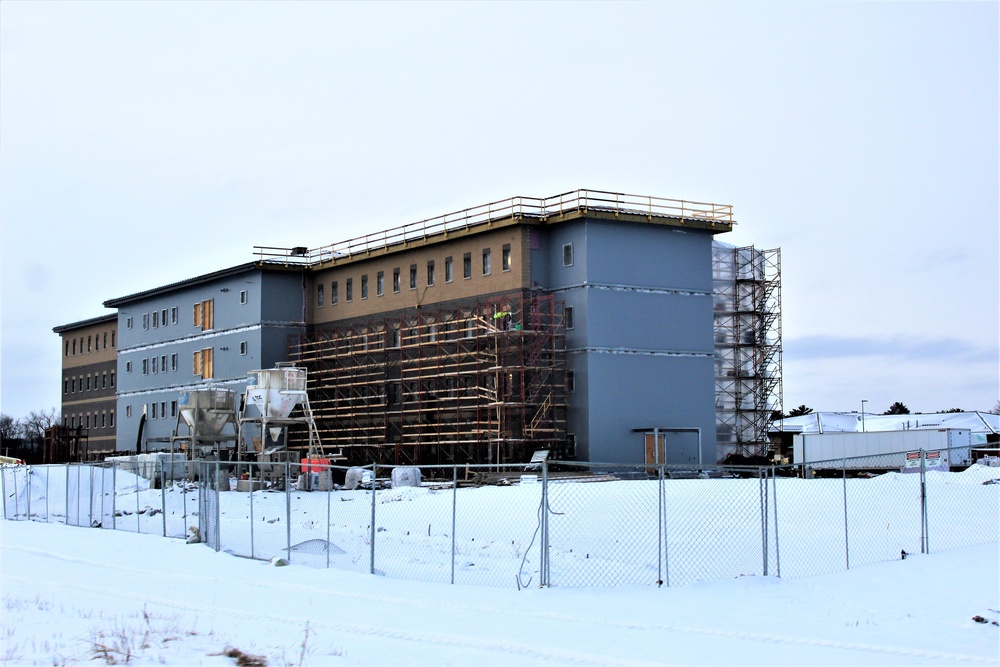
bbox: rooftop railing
[254,189,734,266]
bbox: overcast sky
[1,1,997,420]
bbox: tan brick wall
[310,226,530,324]
[60,320,118,370]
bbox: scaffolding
[289,292,568,467]
[712,244,783,460]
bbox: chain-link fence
[2,446,997,589]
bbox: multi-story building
[280,190,735,466]
[103,264,307,451]
[52,314,119,458]
[64,190,779,466]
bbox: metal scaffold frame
[288,292,568,467]
[713,245,783,460]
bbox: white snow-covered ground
[2,465,999,666]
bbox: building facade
[61,190,777,466]
[52,314,119,458]
[103,264,307,452]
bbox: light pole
[861,399,868,432]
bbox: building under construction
[90,190,775,467]
[290,292,567,466]
[712,242,783,460]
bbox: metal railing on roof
[254,189,734,266]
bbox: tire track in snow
[6,544,996,665]
[4,574,671,667]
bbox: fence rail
[2,447,997,589]
[253,189,735,266]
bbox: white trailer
[793,429,972,472]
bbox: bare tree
[22,408,60,442]
[0,414,22,442]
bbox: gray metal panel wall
[114,270,306,451]
[532,218,717,464]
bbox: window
[409,264,417,290]
[160,402,166,419]
[88,335,92,352]
[463,253,472,279]
[64,379,68,394]
[392,268,400,293]
[377,271,384,296]
[149,405,156,420]
[109,411,115,428]
[142,358,148,375]
[103,332,108,349]
[126,405,131,419]
[240,290,247,304]
[101,413,106,429]
[194,299,214,330]
[563,243,574,267]
[65,341,69,357]
[427,261,435,286]
[567,370,576,393]
[72,339,76,355]
[110,371,115,387]
[482,248,491,276]
[111,331,116,347]
[102,372,107,389]
[565,306,574,330]
[143,313,149,330]
[153,311,159,328]
[161,309,167,326]
[445,256,453,283]
[126,360,132,373]
[171,307,178,324]
[126,316,133,330]
[193,348,213,378]
[240,341,247,355]
[86,414,91,429]
[331,281,338,305]
[151,357,157,374]
[170,401,177,418]
[160,355,167,373]
[361,274,368,299]
[502,244,511,272]
[87,376,91,390]
[346,278,353,302]
[317,283,325,307]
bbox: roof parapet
[254,189,735,267]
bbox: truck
[792,428,972,475]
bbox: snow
[2,466,999,666]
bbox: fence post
[842,458,850,570]
[249,462,255,560]
[370,462,377,575]
[662,464,672,587]
[215,460,221,552]
[285,460,292,562]
[451,464,457,585]
[920,448,928,554]
[11,468,19,520]
[65,463,70,525]
[771,467,782,578]
[160,459,167,537]
[326,466,332,569]
[759,469,768,576]
[540,457,549,587]
[112,463,117,531]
